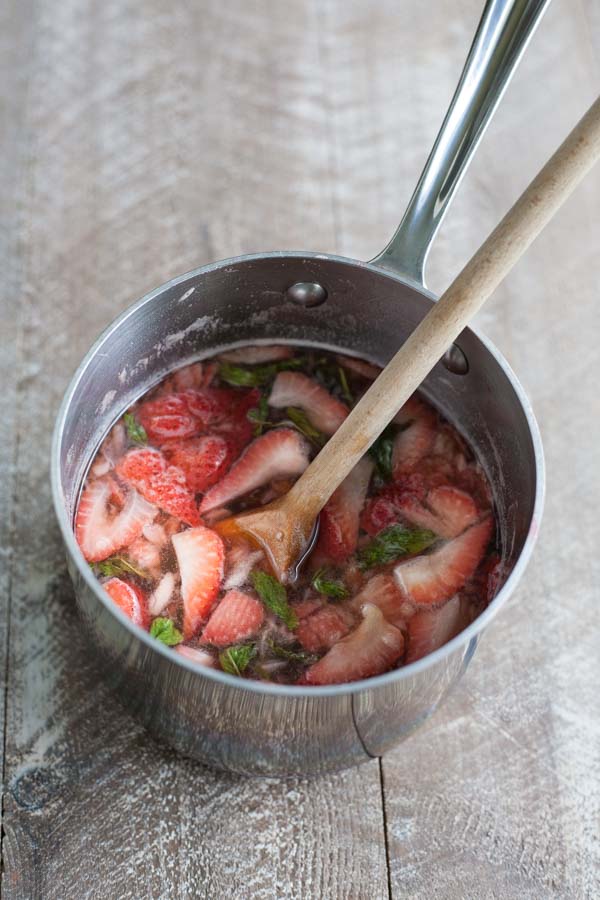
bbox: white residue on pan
[177,286,196,304]
[97,389,116,413]
[157,315,220,353]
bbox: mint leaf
[337,365,353,406]
[247,394,271,436]
[250,570,298,629]
[285,407,325,446]
[369,427,394,481]
[123,412,147,446]
[357,525,437,570]
[94,556,150,579]
[219,643,256,676]
[268,640,317,664]
[150,617,183,646]
[312,568,348,599]
[219,357,302,388]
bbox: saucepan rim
[51,250,545,698]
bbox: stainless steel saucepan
[52,0,548,775]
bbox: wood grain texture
[0,0,599,898]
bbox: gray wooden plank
[0,0,37,835]
[376,1,600,897]
[0,0,389,897]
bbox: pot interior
[55,253,542,602]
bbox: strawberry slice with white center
[335,354,382,380]
[176,645,215,667]
[76,478,157,562]
[172,526,225,639]
[223,539,263,589]
[127,536,162,574]
[117,447,201,526]
[392,484,479,540]
[349,573,414,628]
[165,434,232,493]
[394,516,493,607]
[392,396,436,478]
[137,393,200,443]
[316,456,373,562]
[199,428,310,513]
[405,595,468,664]
[219,345,293,364]
[296,603,356,653]
[103,577,148,628]
[201,589,265,646]
[302,604,405,685]
[268,371,348,436]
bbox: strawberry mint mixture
[75,344,500,685]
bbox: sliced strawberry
[268,371,348,436]
[350,573,414,628]
[296,603,356,653]
[117,447,200,526]
[212,388,260,455]
[176,645,215,667]
[165,435,232,493]
[76,479,157,562]
[392,397,436,478]
[219,345,293,364]
[127,536,162,574]
[199,428,310,513]
[405,595,468,664]
[171,362,206,391]
[360,475,427,536]
[335,354,382,380]
[172,526,225,638]
[222,539,263,589]
[201,589,265,646]
[394,516,493,607]
[137,393,200,443]
[103,577,148,628]
[388,484,478,540]
[316,457,373,562]
[302,604,404,685]
[148,571,176,616]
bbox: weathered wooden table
[1,0,599,896]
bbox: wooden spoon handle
[289,94,600,518]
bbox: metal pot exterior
[52,254,544,776]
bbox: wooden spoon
[217,95,600,580]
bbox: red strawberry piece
[349,573,414,628]
[219,345,293,364]
[335,354,382,380]
[394,516,493,607]
[360,475,427,536]
[201,589,265,646]
[165,434,232,493]
[137,393,200,443]
[302,604,404,685]
[268,371,348,436]
[103,577,148,628]
[293,597,323,620]
[117,447,201,526]
[405,595,468,664]
[392,397,436,478]
[172,526,225,639]
[170,362,206,392]
[296,603,356,654]
[76,479,157,562]
[199,428,310,513]
[213,388,261,456]
[316,456,373,562]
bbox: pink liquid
[75,345,500,685]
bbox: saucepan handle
[371,0,551,288]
